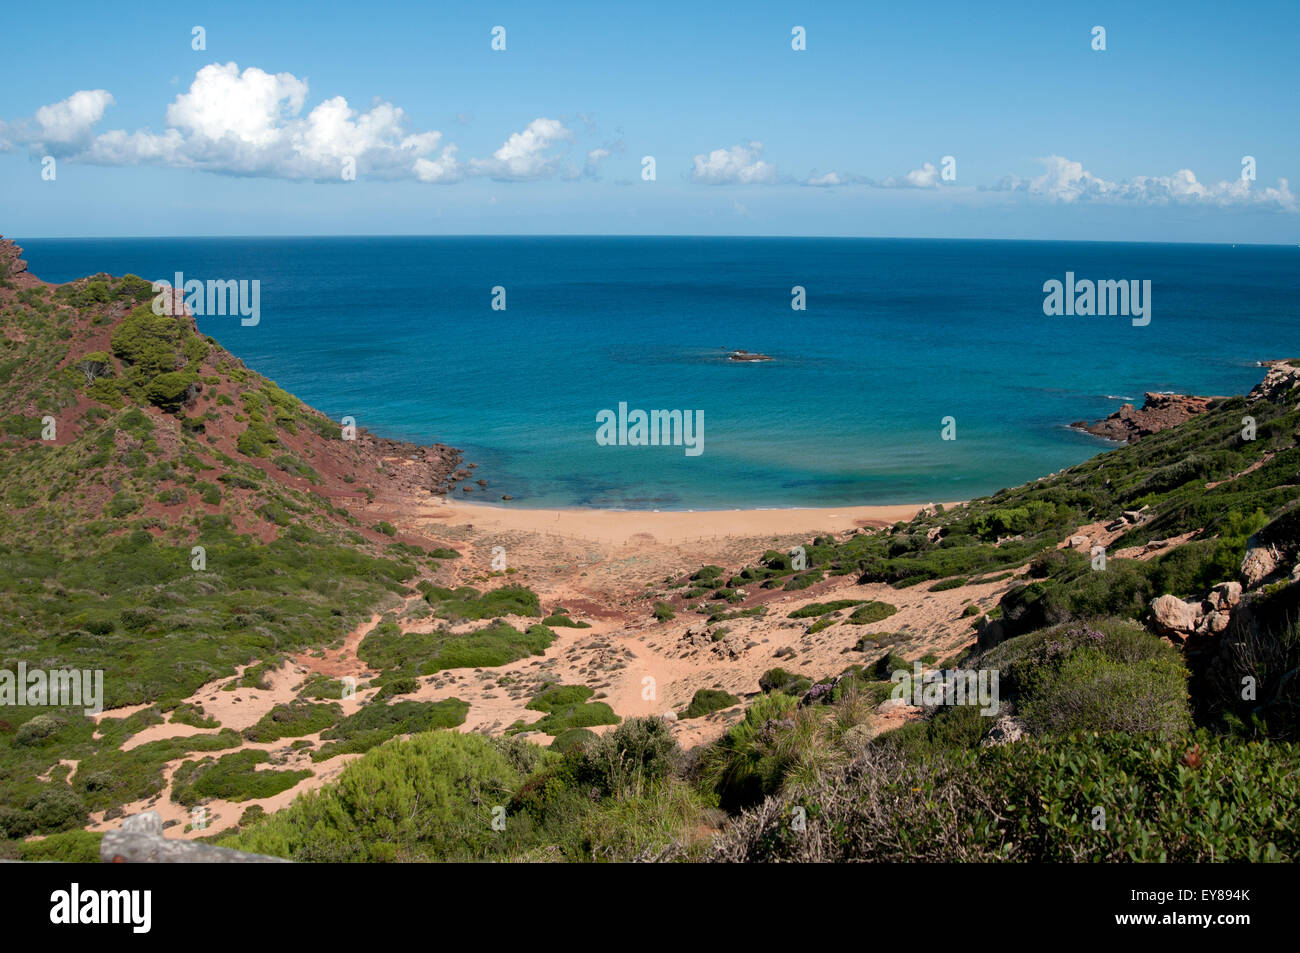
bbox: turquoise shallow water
[18,236,1300,509]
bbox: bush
[313,698,469,760]
[219,732,520,861]
[143,370,197,412]
[419,583,541,621]
[15,714,67,746]
[27,787,88,833]
[789,600,865,619]
[699,692,801,810]
[172,750,311,805]
[105,493,141,518]
[579,716,680,796]
[846,601,898,625]
[551,727,599,754]
[680,688,740,719]
[758,668,812,695]
[976,618,1190,738]
[520,684,619,736]
[360,620,553,676]
[709,732,1300,862]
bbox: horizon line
[11,233,1300,249]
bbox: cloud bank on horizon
[1,61,1292,214]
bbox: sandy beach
[421,497,957,546]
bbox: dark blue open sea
[18,236,1300,508]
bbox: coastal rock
[1241,539,1279,587]
[1150,594,1203,639]
[1210,581,1242,610]
[121,810,164,836]
[1073,392,1216,443]
[1247,360,1300,404]
[0,236,42,290]
[1197,610,1232,635]
[980,714,1027,748]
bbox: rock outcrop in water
[0,235,43,291]
[1072,392,1216,443]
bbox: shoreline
[419,497,964,545]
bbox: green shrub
[758,668,812,695]
[313,698,469,760]
[172,749,311,805]
[710,732,1300,862]
[976,618,1190,738]
[520,683,619,736]
[242,700,340,743]
[679,688,740,719]
[845,601,898,625]
[551,727,600,754]
[219,732,520,861]
[789,600,865,619]
[419,583,541,621]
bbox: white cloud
[470,117,573,181]
[995,155,1295,210]
[691,142,778,185]
[19,64,445,180]
[3,64,579,185]
[806,171,842,187]
[879,161,944,189]
[413,145,463,183]
[904,162,941,188]
[30,89,114,153]
[582,139,624,179]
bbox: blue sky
[1,0,1297,241]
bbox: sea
[17,236,1300,509]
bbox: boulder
[1210,581,1242,610]
[1150,594,1202,638]
[1197,610,1232,635]
[980,714,1027,748]
[1241,539,1279,587]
